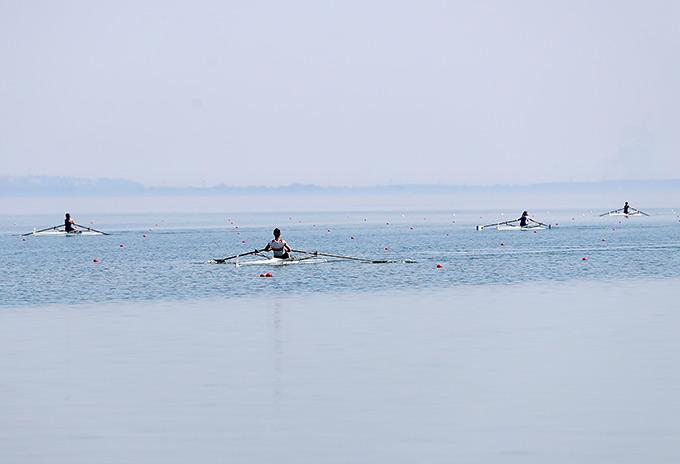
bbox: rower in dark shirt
[519,211,530,227]
[64,213,76,233]
[623,202,630,215]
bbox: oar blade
[22,225,62,236]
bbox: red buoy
[582,257,589,261]
[436,263,443,268]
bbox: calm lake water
[1,280,679,463]
[1,209,680,306]
[1,210,679,463]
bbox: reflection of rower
[519,211,530,227]
[623,202,630,215]
[259,228,292,259]
[64,213,76,233]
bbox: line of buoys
[259,272,273,278]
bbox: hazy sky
[1,0,679,187]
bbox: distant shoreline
[2,175,680,197]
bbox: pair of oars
[599,207,649,217]
[21,223,109,236]
[211,249,413,264]
[476,218,551,231]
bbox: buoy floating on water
[93,258,100,263]
[582,257,589,261]
[436,263,443,268]
[258,272,273,278]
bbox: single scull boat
[29,228,105,236]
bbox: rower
[623,202,630,215]
[64,213,76,233]
[258,228,292,259]
[519,211,530,227]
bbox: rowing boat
[477,216,552,231]
[604,212,642,217]
[23,223,109,236]
[210,249,415,265]
[599,207,649,217]
[496,224,546,231]
[29,229,105,236]
[235,256,328,266]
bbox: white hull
[496,225,545,231]
[606,212,641,217]
[30,229,104,236]
[236,257,328,266]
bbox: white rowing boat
[496,224,546,231]
[210,249,415,265]
[604,212,642,217]
[29,229,105,236]
[235,257,328,266]
[599,206,649,217]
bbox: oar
[21,225,62,236]
[528,219,552,229]
[212,250,260,264]
[476,220,518,231]
[292,249,388,264]
[631,208,650,216]
[599,208,623,217]
[74,223,110,235]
